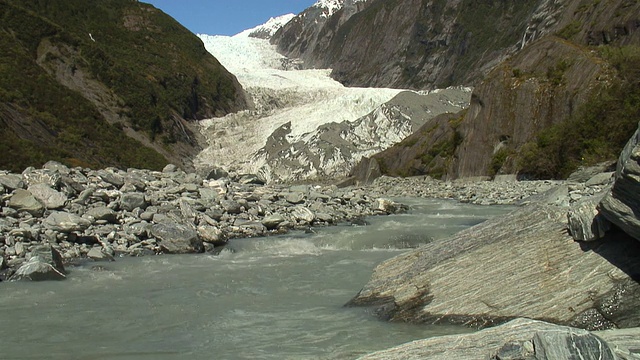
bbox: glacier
[195,20,470,183]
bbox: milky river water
[0,198,514,360]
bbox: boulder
[567,191,611,242]
[347,196,640,330]
[87,247,115,262]
[162,164,179,173]
[261,214,286,230]
[85,207,118,224]
[357,318,631,360]
[599,123,640,242]
[238,174,265,185]
[220,199,242,214]
[28,183,67,209]
[197,225,226,246]
[22,169,61,188]
[43,211,92,233]
[150,222,204,254]
[0,174,24,190]
[586,172,614,187]
[291,206,315,223]
[96,169,125,188]
[119,192,147,212]
[7,189,44,216]
[284,192,306,204]
[10,245,66,281]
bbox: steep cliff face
[273,0,566,89]
[356,0,640,180]
[0,0,248,172]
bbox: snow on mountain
[312,0,368,18]
[195,19,471,183]
[234,13,295,39]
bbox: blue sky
[143,1,316,36]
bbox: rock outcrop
[600,122,640,242]
[347,184,640,330]
[358,318,640,360]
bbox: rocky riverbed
[0,162,413,282]
[0,160,573,283]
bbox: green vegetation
[556,21,582,40]
[489,147,512,177]
[0,0,245,171]
[517,46,640,179]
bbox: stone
[532,329,616,360]
[261,214,286,230]
[10,245,66,281]
[43,211,92,233]
[347,197,640,330]
[96,169,125,188]
[0,174,24,190]
[599,124,640,242]
[357,318,629,360]
[373,198,403,214]
[567,191,611,242]
[87,247,114,262]
[119,192,147,212]
[291,206,315,223]
[284,192,306,204]
[238,174,265,185]
[586,172,614,187]
[197,225,226,246]
[27,183,67,209]
[22,169,61,188]
[201,167,229,180]
[568,161,617,183]
[221,199,242,214]
[150,222,203,254]
[7,189,44,216]
[162,164,178,173]
[85,207,118,224]
[42,161,71,174]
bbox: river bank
[0,161,562,282]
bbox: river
[0,198,514,359]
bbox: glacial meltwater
[0,198,514,360]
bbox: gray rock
[2,206,18,218]
[201,167,229,180]
[7,189,44,216]
[262,214,286,230]
[568,161,616,183]
[291,206,315,223]
[599,124,640,242]
[586,172,615,187]
[0,174,24,190]
[96,169,125,188]
[284,192,306,204]
[87,247,114,262]
[373,198,401,214]
[85,207,118,224]
[42,161,71,174]
[43,211,92,233]
[22,169,61,188]
[347,196,640,330]
[358,318,629,360]
[532,329,616,360]
[567,191,611,242]
[119,192,147,212]
[10,245,66,281]
[162,164,179,173]
[150,222,203,254]
[28,183,67,209]
[238,174,265,185]
[197,225,226,246]
[221,199,242,214]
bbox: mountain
[358,0,640,181]
[235,14,296,39]
[0,0,248,172]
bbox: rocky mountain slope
[343,0,640,181]
[0,0,247,172]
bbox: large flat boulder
[7,189,44,216]
[599,122,640,242]
[357,318,636,360]
[150,222,204,254]
[347,189,640,330]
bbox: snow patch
[234,13,295,38]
